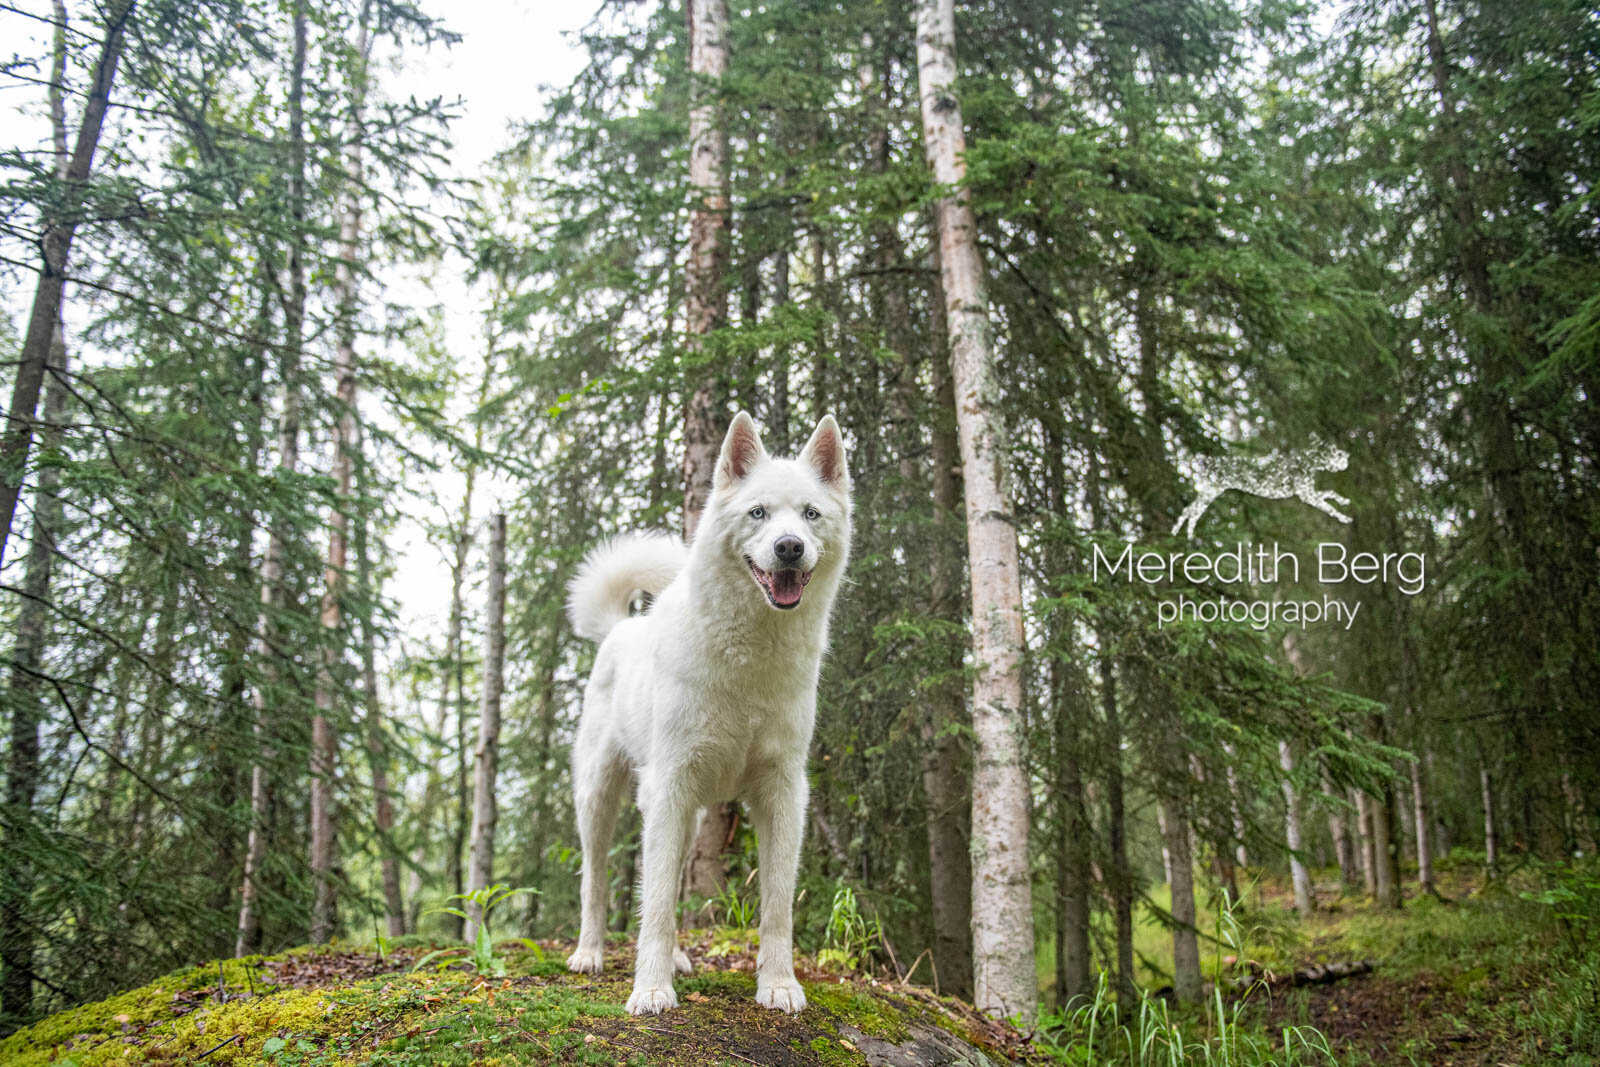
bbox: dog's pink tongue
[772,569,804,606]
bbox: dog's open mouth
[746,559,812,610]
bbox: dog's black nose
[774,535,804,565]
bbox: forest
[1,0,1597,1063]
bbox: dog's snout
[774,535,804,565]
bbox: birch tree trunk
[0,0,134,571]
[1355,788,1377,898]
[1279,741,1314,918]
[466,514,507,942]
[1224,745,1249,869]
[308,1,372,945]
[915,0,1034,1019]
[238,0,309,955]
[1327,774,1357,888]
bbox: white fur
[564,413,852,1016]
[566,532,689,642]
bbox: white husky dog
[564,411,851,1016]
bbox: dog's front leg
[751,771,808,1013]
[628,792,697,1015]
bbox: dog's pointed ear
[715,411,768,490]
[800,415,849,489]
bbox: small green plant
[818,884,883,972]
[711,872,759,929]
[413,884,541,977]
[1038,974,1339,1066]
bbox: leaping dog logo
[1172,436,1351,539]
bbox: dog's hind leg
[567,747,629,975]
[749,768,808,1013]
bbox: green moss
[4,943,1022,1067]
[808,1033,866,1067]
[804,982,909,1043]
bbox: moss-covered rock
[0,936,1035,1066]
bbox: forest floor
[1236,860,1599,1066]
[3,856,1595,1066]
[1029,856,1599,1066]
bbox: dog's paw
[756,979,807,1014]
[566,945,605,974]
[673,947,693,975]
[626,984,679,1015]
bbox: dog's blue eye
[803,506,820,521]
[749,506,766,520]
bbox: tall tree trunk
[1,16,75,1018]
[769,244,791,454]
[1085,448,1136,1008]
[916,0,1034,1020]
[309,1,372,945]
[466,514,507,942]
[0,333,70,1025]
[355,431,403,936]
[1224,745,1249,869]
[1355,787,1377,898]
[1279,742,1314,919]
[1051,661,1092,1009]
[1410,746,1436,895]
[442,529,469,940]
[1327,774,1357,888]
[1158,792,1203,1004]
[238,0,309,955]
[1480,759,1499,876]
[1044,426,1090,1012]
[0,0,134,572]
[679,0,731,541]
[1368,717,1403,910]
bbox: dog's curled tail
[567,531,686,642]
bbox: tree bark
[1410,749,1436,895]
[1159,792,1203,1005]
[1354,787,1377,898]
[355,429,403,936]
[238,0,309,955]
[1224,745,1249,869]
[0,13,75,1018]
[0,0,135,572]
[1480,759,1498,875]
[308,0,372,945]
[0,331,70,1024]
[466,514,507,942]
[442,524,470,940]
[915,0,1034,1020]
[1051,656,1092,1009]
[1279,742,1314,919]
[679,0,731,541]
[1327,774,1357,888]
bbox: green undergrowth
[0,936,1030,1066]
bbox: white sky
[1,0,599,655]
